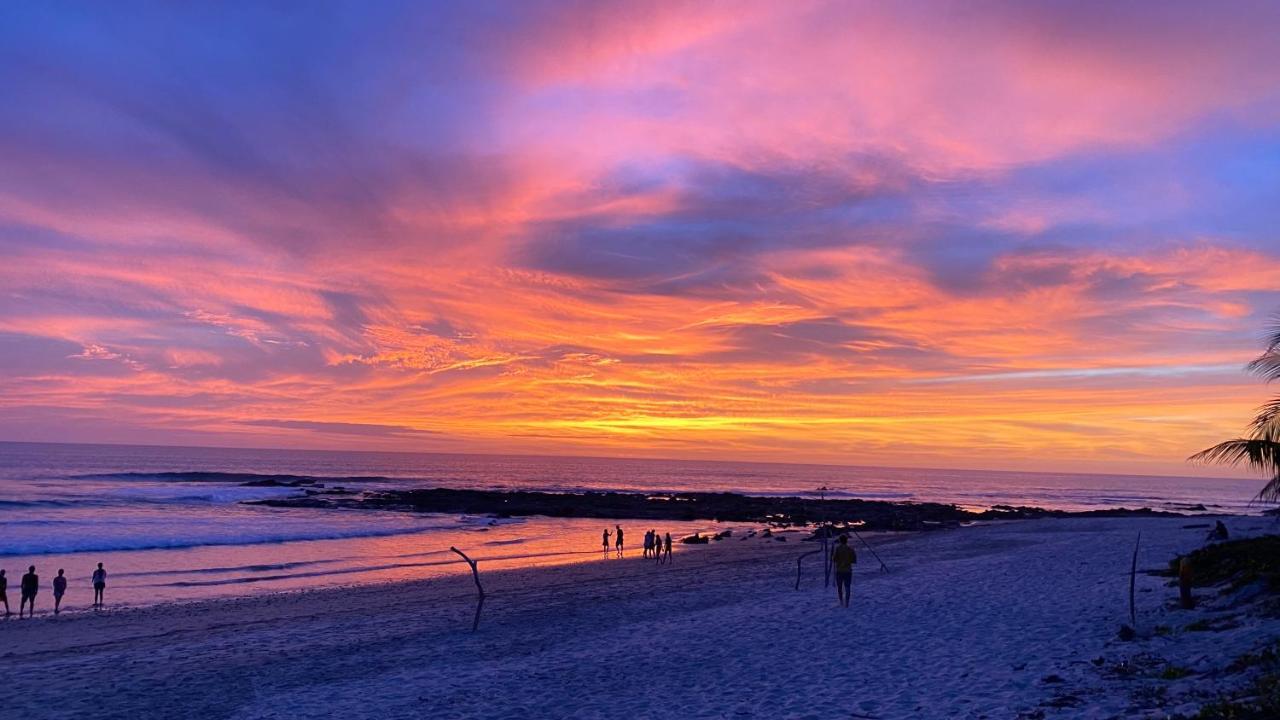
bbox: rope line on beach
[849,529,890,573]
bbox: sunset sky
[3,1,1280,475]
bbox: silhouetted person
[643,530,654,558]
[53,569,67,614]
[1208,520,1229,542]
[92,563,107,607]
[19,565,38,618]
[602,529,611,556]
[615,525,624,556]
[653,529,662,564]
[663,532,673,563]
[832,535,857,608]
[0,569,9,616]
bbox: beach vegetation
[1167,535,1280,594]
[1171,643,1280,719]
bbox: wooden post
[822,526,831,587]
[1178,556,1194,610]
[450,546,485,632]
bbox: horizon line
[0,438,1255,485]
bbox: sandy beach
[2,515,1276,719]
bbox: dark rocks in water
[980,504,1183,521]
[246,486,1197,531]
[681,533,709,544]
[250,487,988,530]
[712,530,733,541]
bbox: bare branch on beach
[450,546,485,632]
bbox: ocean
[0,441,1265,609]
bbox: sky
[2,1,1280,476]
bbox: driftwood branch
[795,548,822,590]
[451,546,485,631]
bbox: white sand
[3,516,1277,719]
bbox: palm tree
[1190,320,1280,503]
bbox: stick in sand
[850,528,889,573]
[1128,532,1141,629]
[795,548,822,590]
[450,546,485,632]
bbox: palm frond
[1247,315,1280,382]
[1262,317,1280,355]
[1189,438,1280,504]
[1259,475,1280,504]
[1247,397,1280,441]
[1246,353,1280,383]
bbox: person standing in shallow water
[601,529,611,556]
[0,569,9,616]
[614,525,624,556]
[53,569,67,614]
[663,532,673,564]
[92,562,107,607]
[831,535,857,608]
[19,565,38,618]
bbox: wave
[148,549,599,587]
[69,471,398,485]
[117,558,350,578]
[0,524,446,557]
[0,499,81,508]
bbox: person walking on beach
[643,529,653,558]
[663,532,673,564]
[1,569,9,616]
[614,525,624,556]
[53,569,67,614]
[602,529,612,556]
[92,562,107,607]
[19,565,38,618]
[832,535,857,608]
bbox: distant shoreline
[248,484,1196,531]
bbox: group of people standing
[0,563,108,618]
[599,524,673,563]
[642,529,673,563]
